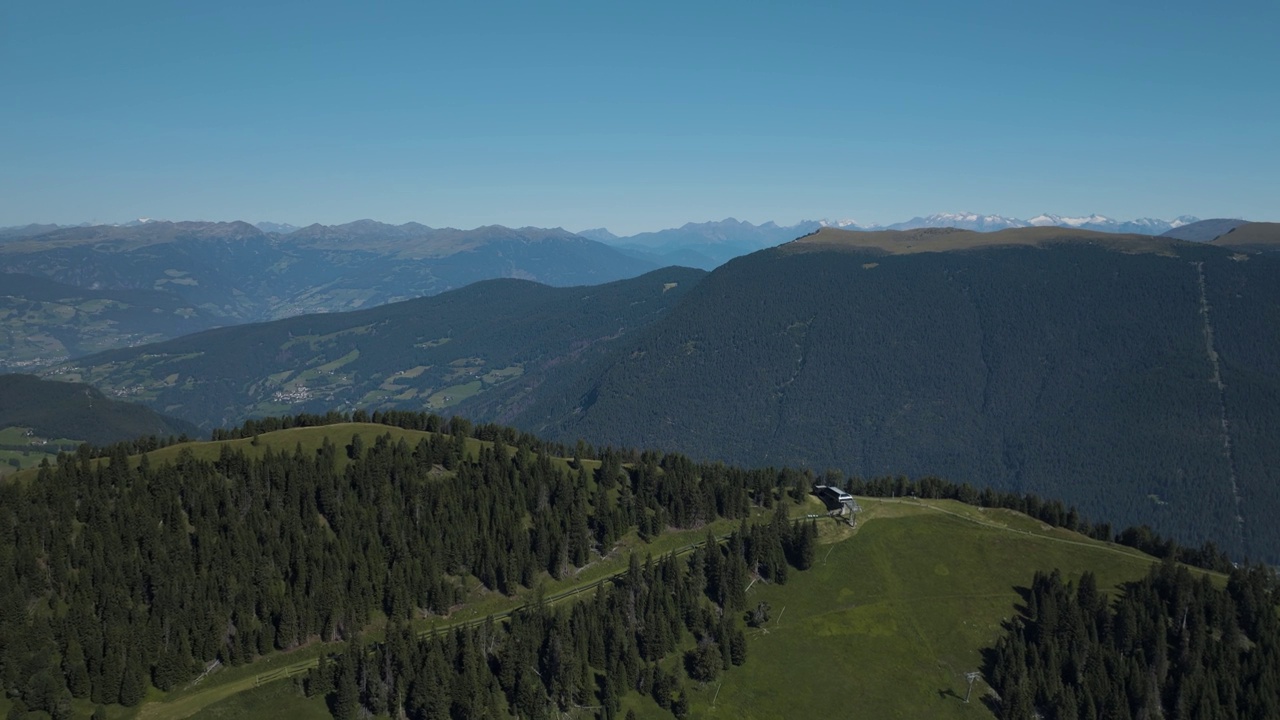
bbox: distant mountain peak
[577,228,619,242]
[888,212,1201,235]
[818,219,866,229]
[254,221,300,234]
[1029,213,1112,227]
[339,219,398,231]
[888,213,1029,232]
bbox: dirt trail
[1194,261,1245,544]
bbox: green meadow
[0,425,81,477]
[659,499,1166,719]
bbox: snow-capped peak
[1031,213,1113,227]
[818,218,864,229]
[875,212,1201,235]
[930,212,1025,225]
[885,213,1028,232]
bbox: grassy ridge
[788,225,1187,255]
[7,423,582,483]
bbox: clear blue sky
[2,0,1276,234]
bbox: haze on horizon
[2,0,1276,236]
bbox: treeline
[838,473,1235,573]
[0,417,810,717]
[104,409,1237,574]
[987,561,1280,719]
[208,409,590,463]
[70,432,192,458]
[304,515,817,719]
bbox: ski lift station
[814,485,860,514]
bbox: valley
[0,273,219,372]
[0,221,660,369]
[43,267,704,429]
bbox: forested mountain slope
[0,373,195,445]
[0,414,821,718]
[49,267,705,429]
[515,228,1280,561]
[4,409,1258,720]
[988,562,1279,719]
[4,411,1261,720]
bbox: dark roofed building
[814,485,858,512]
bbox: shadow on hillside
[1011,584,1031,617]
[971,584,1032,716]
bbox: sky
[1,0,1276,235]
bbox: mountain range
[878,212,1203,234]
[2,214,1263,372]
[3,211,1210,239]
[0,220,659,368]
[579,219,827,269]
[36,222,1280,562]
[0,212,1223,288]
[572,214,1212,270]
